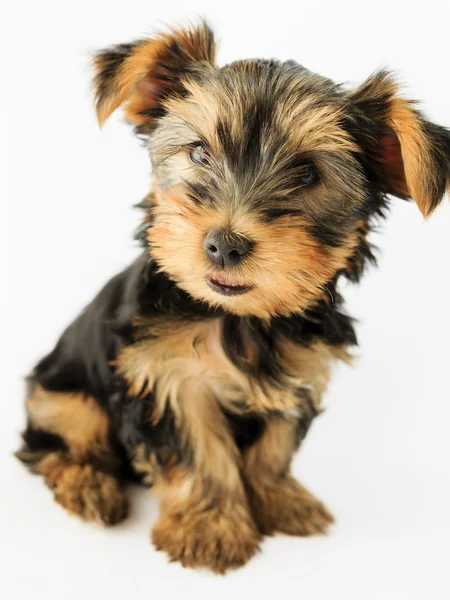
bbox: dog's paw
[248,476,334,536]
[46,460,128,525]
[152,506,261,573]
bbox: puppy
[16,21,450,573]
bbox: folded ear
[349,70,450,217]
[93,21,217,130]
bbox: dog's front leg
[151,384,260,573]
[243,413,334,536]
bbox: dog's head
[94,22,450,318]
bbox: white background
[2,1,450,598]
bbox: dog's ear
[93,21,217,130]
[349,70,450,217]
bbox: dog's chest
[116,316,335,416]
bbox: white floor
[2,451,449,600]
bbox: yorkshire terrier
[16,21,449,573]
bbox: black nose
[204,229,251,267]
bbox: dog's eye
[298,164,317,186]
[189,144,209,166]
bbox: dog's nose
[204,229,250,267]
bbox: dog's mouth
[205,274,253,296]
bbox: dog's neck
[132,254,357,354]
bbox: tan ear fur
[350,71,450,217]
[93,21,217,129]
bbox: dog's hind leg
[242,414,334,536]
[16,385,128,525]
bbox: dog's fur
[16,21,450,573]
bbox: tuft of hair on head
[92,20,217,132]
[349,69,450,218]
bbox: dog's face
[95,23,450,318]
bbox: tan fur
[24,387,127,524]
[152,467,260,574]
[389,96,436,216]
[94,25,217,127]
[244,415,298,481]
[177,385,244,497]
[243,416,334,535]
[247,473,335,536]
[131,443,159,486]
[115,313,342,562]
[149,190,362,318]
[282,101,359,155]
[277,338,351,410]
[36,453,127,525]
[116,315,343,569]
[350,70,449,217]
[160,84,222,149]
[117,318,255,489]
[150,394,246,513]
[26,385,110,460]
[148,388,260,572]
[161,75,359,157]
[116,316,346,417]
